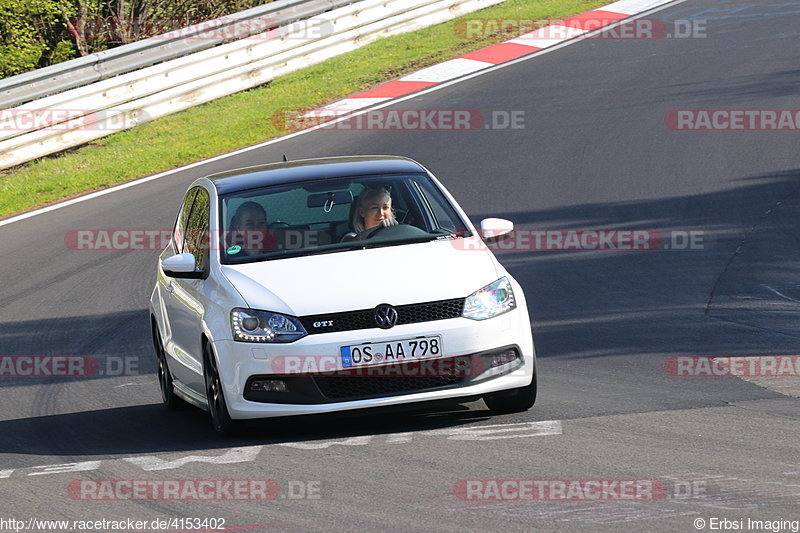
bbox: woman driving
[352,187,398,237]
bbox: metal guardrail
[0,0,505,170]
[0,0,352,109]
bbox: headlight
[231,308,307,343]
[463,277,516,320]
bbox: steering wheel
[365,224,388,239]
[340,232,359,243]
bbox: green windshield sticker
[227,245,242,255]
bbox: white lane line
[124,446,264,471]
[0,0,685,230]
[0,419,564,479]
[761,284,800,304]
[424,420,563,440]
[278,436,373,450]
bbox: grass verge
[0,0,609,218]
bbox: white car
[150,155,536,434]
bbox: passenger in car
[352,187,398,238]
[230,201,271,254]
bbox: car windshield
[219,173,470,264]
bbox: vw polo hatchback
[150,156,536,434]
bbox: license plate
[340,336,443,368]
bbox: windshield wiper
[223,234,455,264]
[361,234,447,248]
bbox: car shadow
[0,399,500,456]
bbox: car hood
[219,238,499,316]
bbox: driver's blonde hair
[353,187,398,233]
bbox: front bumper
[211,307,535,419]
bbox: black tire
[483,371,537,414]
[152,323,180,410]
[203,343,240,436]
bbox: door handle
[165,283,174,293]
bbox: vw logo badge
[373,304,398,329]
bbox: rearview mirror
[480,218,514,243]
[307,190,354,208]
[161,253,204,279]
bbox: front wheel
[203,343,240,436]
[483,371,537,414]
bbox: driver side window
[184,188,211,272]
[173,188,198,254]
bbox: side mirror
[480,218,514,243]
[161,253,204,279]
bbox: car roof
[208,155,427,195]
